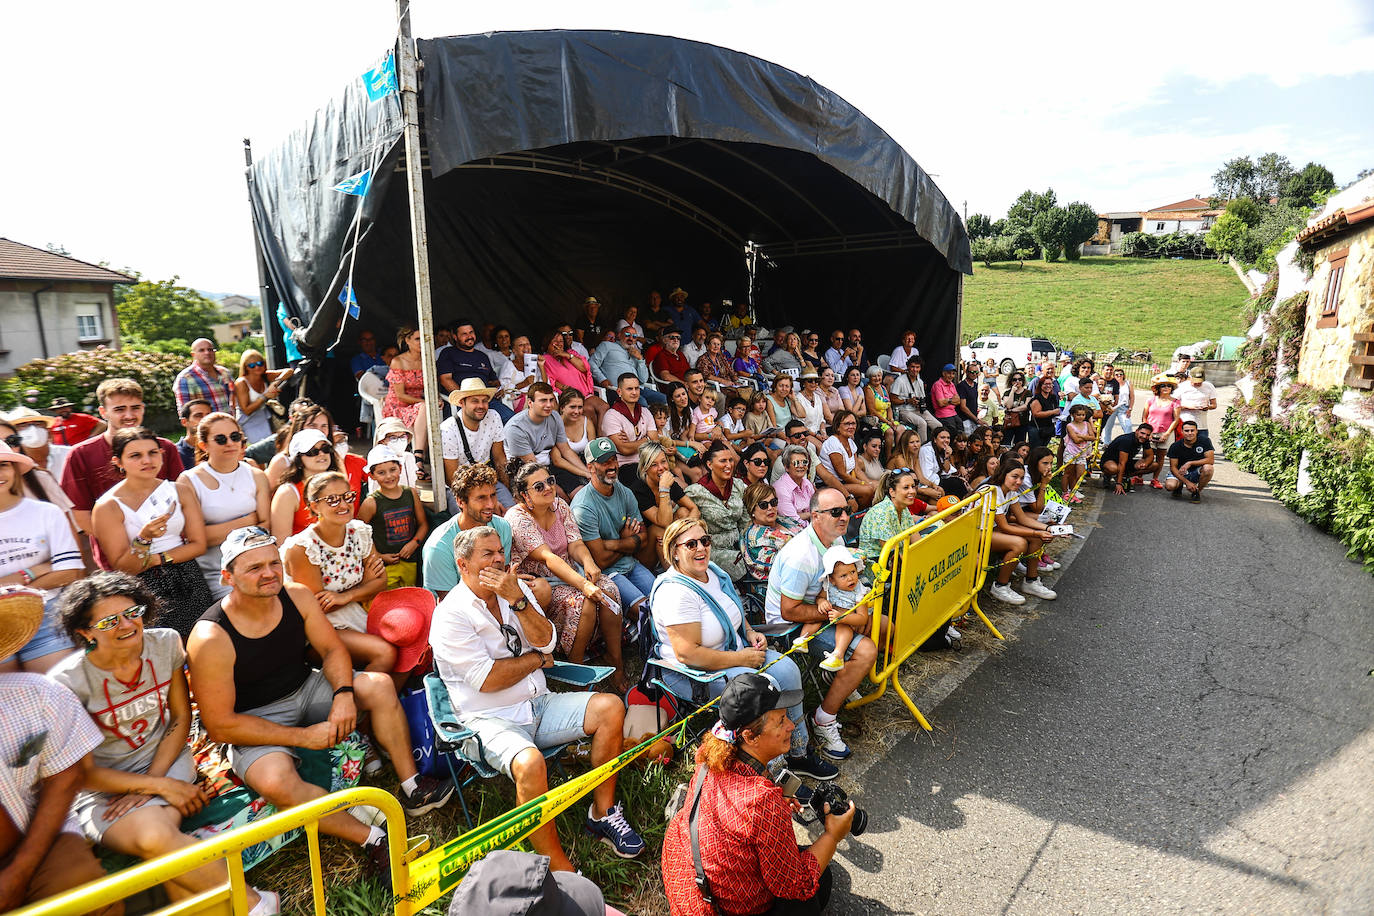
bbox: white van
[960,335,1058,375]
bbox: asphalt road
[824,458,1374,914]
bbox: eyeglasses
[301,444,331,458]
[89,605,147,631]
[245,361,266,370]
[211,432,245,446]
[528,478,554,493]
[499,623,523,658]
[676,534,713,551]
[819,506,850,518]
[314,491,357,507]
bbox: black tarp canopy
[248,29,970,367]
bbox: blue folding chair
[634,603,730,744]
[424,661,614,827]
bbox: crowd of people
[0,303,1217,914]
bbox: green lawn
[961,256,1251,361]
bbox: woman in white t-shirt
[615,305,645,343]
[820,410,873,508]
[985,458,1058,607]
[0,443,85,673]
[648,518,811,762]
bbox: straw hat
[446,377,500,408]
[0,442,37,474]
[1149,375,1177,393]
[668,287,688,301]
[5,407,53,428]
[0,587,45,660]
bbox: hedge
[0,347,187,431]
[1221,406,1374,573]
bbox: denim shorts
[1,596,77,665]
[460,691,595,777]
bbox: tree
[1205,212,1260,264]
[1212,156,1258,202]
[966,213,994,240]
[116,278,219,344]
[1031,207,1070,262]
[1007,188,1057,227]
[1254,152,1294,202]
[1280,162,1336,208]
[1224,197,1264,228]
[1060,202,1100,260]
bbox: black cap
[718,672,803,730]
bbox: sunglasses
[499,623,523,658]
[675,534,713,551]
[528,478,554,493]
[313,491,357,507]
[245,361,266,370]
[748,457,768,466]
[788,432,806,440]
[211,432,245,446]
[89,605,147,631]
[559,330,574,338]
[3,433,19,449]
[301,444,332,458]
[756,497,779,509]
[819,506,851,518]
[790,460,810,469]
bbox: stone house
[1293,175,1374,392]
[0,239,135,374]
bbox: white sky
[2,0,1371,293]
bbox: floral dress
[696,350,738,384]
[742,522,795,580]
[857,498,923,575]
[383,366,424,428]
[283,519,373,633]
[685,480,749,577]
[505,499,621,655]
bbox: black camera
[809,784,867,836]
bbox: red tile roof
[1149,197,1212,212]
[0,238,136,284]
[1296,200,1374,247]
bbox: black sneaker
[401,774,455,816]
[786,751,838,781]
[1190,490,1201,503]
[1171,485,1183,499]
[363,838,392,887]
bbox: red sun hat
[365,587,436,673]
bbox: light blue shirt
[422,514,513,598]
[569,480,642,577]
[589,341,649,389]
[764,526,842,624]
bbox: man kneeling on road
[1101,423,1157,495]
[430,526,645,871]
[1165,420,1214,503]
[188,528,454,879]
[764,486,878,769]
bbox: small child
[358,445,429,588]
[743,392,775,446]
[691,389,720,441]
[794,544,864,671]
[1062,404,1094,503]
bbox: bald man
[173,338,235,413]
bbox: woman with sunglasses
[182,413,271,600]
[282,471,394,672]
[772,445,815,528]
[234,347,292,445]
[684,441,751,578]
[0,442,85,674]
[858,467,929,575]
[270,428,348,542]
[740,482,799,581]
[264,401,357,490]
[737,442,772,488]
[92,427,213,640]
[504,460,624,681]
[52,572,277,914]
[1099,366,1136,446]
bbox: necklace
[205,461,241,493]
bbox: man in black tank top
[187,528,453,879]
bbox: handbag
[1004,407,1022,428]
[400,684,447,778]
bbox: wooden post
[395,2,445,507]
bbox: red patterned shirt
[662,758,820,915]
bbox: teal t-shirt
[569,481,641,577]
[422,514,513,597]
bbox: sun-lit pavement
[823,457,1374,914]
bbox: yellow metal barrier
[850,488,999,728]
[9,787,418,916]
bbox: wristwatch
[511,596,530,612]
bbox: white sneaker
[1021,578,1058,600]
[811,715,852,760]
[1014,562,1027,577]
[248,889,280,916]
[989,583,1026,605]
[947,626,962,641]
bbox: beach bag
[400,685,446,778]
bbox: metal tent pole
[395,0,444,507]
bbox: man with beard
[439,378,512,509]
[1101,423,1156,494]
[570,438,657,628]
[437,319,512,421]
[188,528,453,881]
[650,329,689,385]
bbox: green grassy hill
[961,256,1252,360]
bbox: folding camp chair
[633,604,730,744]
[424,661,614,827]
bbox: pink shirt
[774,473,815,523]
[600,405,654,466]
[931,378,959,419]
[543,354,594,397]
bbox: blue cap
[942,363,956,372]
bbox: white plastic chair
[357,372,387,441]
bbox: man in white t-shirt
[1175,367,1218,433]
[430,526,644,870]
[440,379,511,510]
[889,330,920,372]
[764,487,876,762]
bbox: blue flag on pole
[363,52,397,102]
[340,282,360,320]
[332,170,372,197]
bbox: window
[75,303,104,341]
[1317,248,1348,329]
[1155,222,1166,231]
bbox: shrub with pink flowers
[0,347,186,426]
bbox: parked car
[960,334,1058,375]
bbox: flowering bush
[0,347,186,427]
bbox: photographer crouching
[662,673,855,915]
